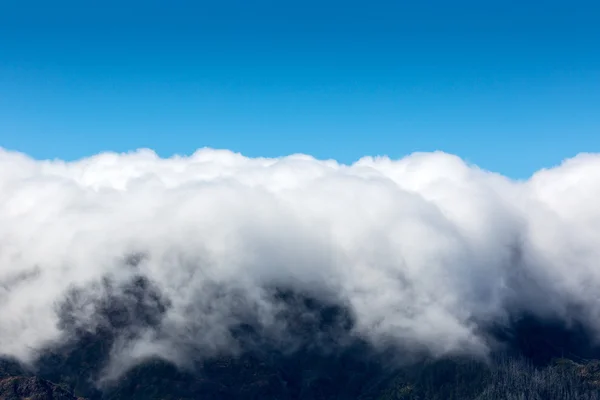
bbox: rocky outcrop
[0,376,84,400]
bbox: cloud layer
[1,147,600,377]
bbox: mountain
[0,376,84,400]
[2,286,600,399]
[2,353,600,399]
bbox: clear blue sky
[1,0,599,178]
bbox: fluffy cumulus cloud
[1,147,600,376]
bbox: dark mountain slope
[0,376,84,400]
[3,281,600,399]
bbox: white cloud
[1,147,599,374]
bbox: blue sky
[1,0,599,178]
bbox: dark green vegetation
[0,376,84,400]
[2,279,600,399]
[2,353,600,399]
[0,360,84,400]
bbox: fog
[1,147,600,379]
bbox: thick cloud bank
[1,147,600,377]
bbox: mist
[1,147,600,380]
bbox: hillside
[2,292,600,399]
